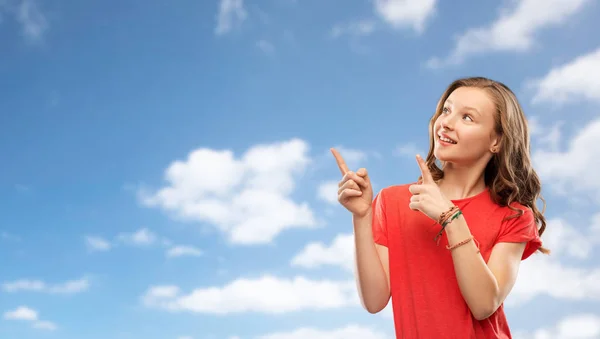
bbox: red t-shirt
[372,183,542,339]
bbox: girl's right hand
[331,148,373,218]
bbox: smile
[438,134,457,144]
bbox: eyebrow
[444,99,481,116]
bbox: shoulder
[502,201,534,222]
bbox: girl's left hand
[408,155,455,222]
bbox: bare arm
[353,209,391,314]
[445,216,526,320]
[329,148,390,314]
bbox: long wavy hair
[422,77,549,254]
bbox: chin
[433,146,466,164]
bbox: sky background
[1,0,600,338]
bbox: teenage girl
[332,77,547,338]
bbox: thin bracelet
[433,210,463,245]
[447,236,480,253]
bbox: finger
[331,148,349,175]
[340,171,368,189]
[338,179,360,194]
[408,184,426,195]
[409,195,420,203]
[339,188,362,200]
[408,201,420,211]
[416,154,434,184]
[356,167,369,179]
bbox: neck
[438,161,488,200]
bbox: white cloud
[373,0,437,33]
[528,116,563,151]
[117,228,157,246]
[507,255,600,307]
[291,233,355,272]
[316,180,339,205]
[166,245,203,258]
[506,216,600,307]
[85,235,111,251]
[3,306,57,331]
[257,324,390,339]
[2,277,89,294]
[513,313,600,339]
[328,146,368,170]
[139,139,317,245]
[427,0,590,67]
[539,218,594,259]
[142,275,357,315]
[4,306,37,320]
[528,47,600,104]
[215,0,247,35]
[532,118,600,198]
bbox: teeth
[439,136,456,144]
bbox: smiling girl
[331,77,547,338]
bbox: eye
[442,107,450,114]
[463,114,473,122]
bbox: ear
[489,135,501,153]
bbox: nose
[439,112,457,131]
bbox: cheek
[460,131,490,149]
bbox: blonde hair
[422,77,549,254]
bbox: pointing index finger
[416,154,434,184]
[331,148,349,175]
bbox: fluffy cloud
[527,117,563,151]
[329,0,436,39]
[506,216,600,307]
[3,306,57,331]
[142,275,357,314]
[427,0,590,67]
[2,277,89,294]
[528,46,600,104]
[215,0,247,35]
[374,0,437,33]
[166,245,203,258]
[117,228,157,246]
[84,235,111,251]
[317,180,339,205]
[3,306,38,320]
[291,233,355,272]
[256,324,390,339]
[86,228,202,259]
[139,139,317,245]
[532,118,600,198]
[513,313,600,339]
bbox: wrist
[353,207,372,221]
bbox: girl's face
[433,86,499,165]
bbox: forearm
[353,209,390,313]
[445,215,500,320]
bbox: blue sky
[1,0,600,338]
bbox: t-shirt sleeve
[496,206,542,260]
[371,189,388,247]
